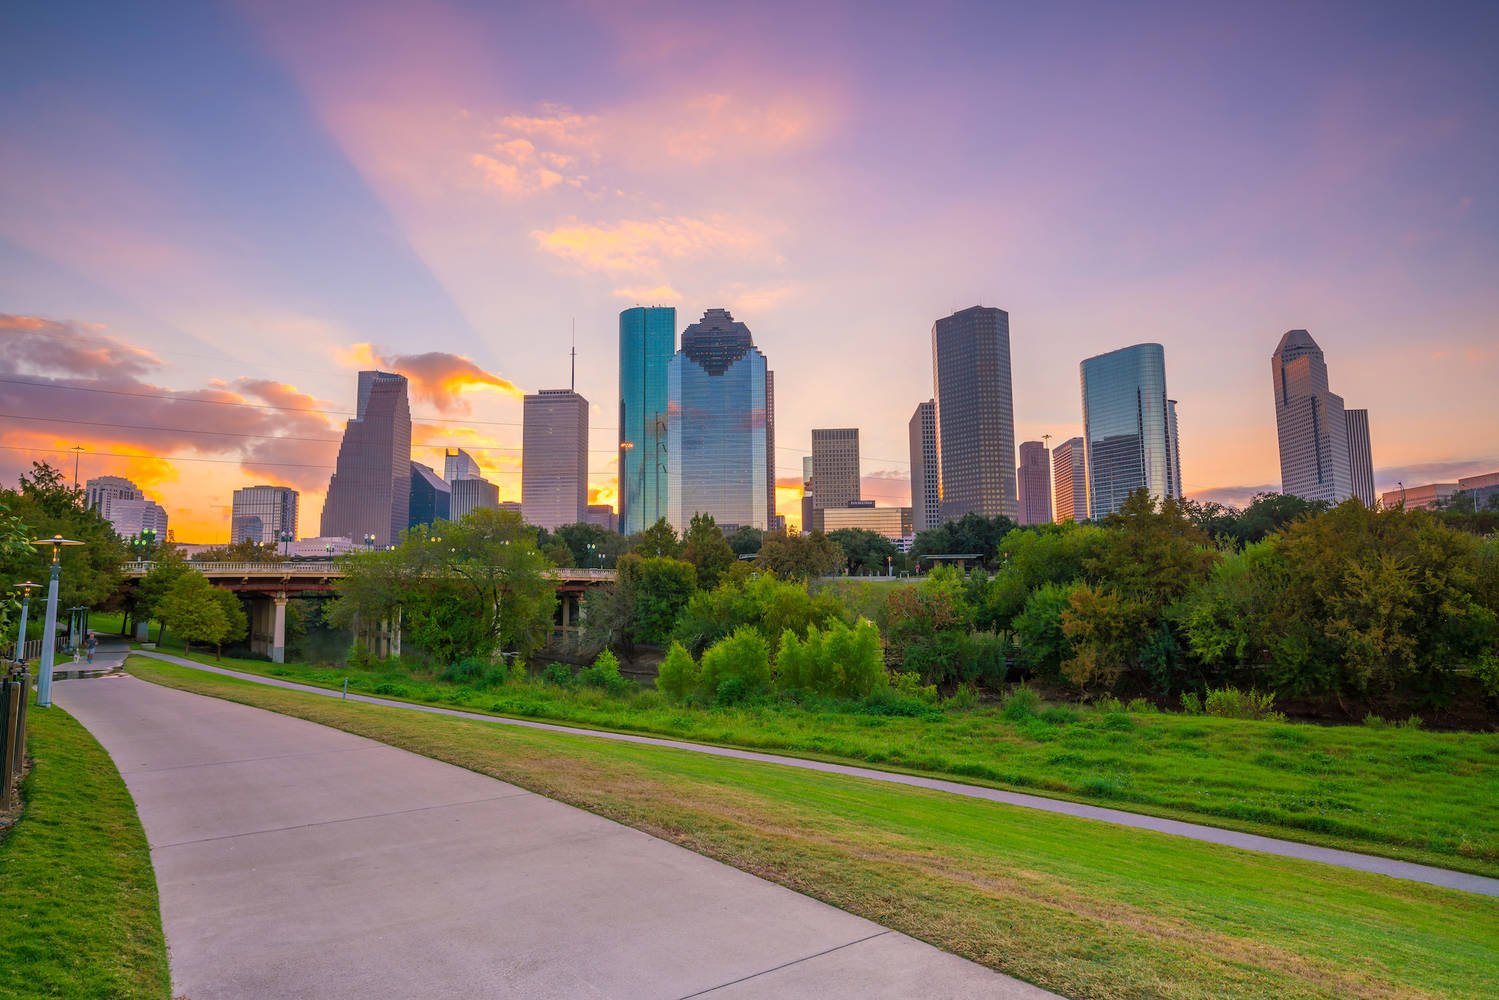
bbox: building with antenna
[522,342,590,530]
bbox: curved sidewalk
[134,650,1499,897]
[56,675,1045,1000]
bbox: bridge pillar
[272,592,287,664]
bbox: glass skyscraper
[667,308,771,532]
[1272,330,1358,504]
[932,306,1018,522]
[408,462,451,529]
[1080,343,1180,519]
[320,370,412,547]
[618,306,676,535]
[232,485,300,544]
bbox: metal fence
[1,668,30,813]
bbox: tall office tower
[320,370,412,547]
[105,499,168,542]
[1080,343,1180,520]
[1052,436,1087,523]
[908,400,939,533]
[800,455,815,535]
[522,388,589,530]
[1167,400,1183,499]
[449,477,500,521]
[811,428,860,509]
[407,462,451,529]
[1016,441,1052,525]
[231,485,300,544]
[1345,409,1375,506]
[932,306,1017,521]
[444,447,481,483]
[667,308,771,531]
[1271,330,1354,504]
[583,504,617,533]
[618,306,676,535]
[766,371,777,526]
[85,475,143,515]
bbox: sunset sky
[3,1,1497,540]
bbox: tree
[671,572,848,656]
[132,546,193,641]
[698,626,772,703]
[0,500,33,644]
[632,518,681,558]
[755,532,843,580]
[157,574,229,655]
[1232,493,1329,546]
[1,462,127,612]
[827,528,897,576]
[191,538,288,563]
[911,513,1018,570]
[616,554,696,645]
[776,618,886,698]
[655,641,700,701]
[727,526,764,557]
[210,589,248,659]
[682,513,736,590]
[550,522,629,569]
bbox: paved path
[55,675,1047,1000]
[129,651,1499,897]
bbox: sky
[2,0,1497,541]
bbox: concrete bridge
[120,561,615,663]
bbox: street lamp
[10,581,39,664]
[280,530,293,558]
[364,532,376,550]
[31,535,84,708]
[67,605,87,654]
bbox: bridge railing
[122,560,616,582]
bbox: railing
[122,561,616,582]
[6,639,42,663]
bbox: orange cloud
[532,215,763,274]
[342,343,522,413]
[611,284,683,302]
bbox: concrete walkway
[130,651,1499,897]
[55,675,1048,1000]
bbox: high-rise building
[811,428,860,509]
[667,308,771,531]
[450,477,500,521]
[231,485,299,544]
[1167,399,1183,500]
[522,388,589,530]
[85,475,143,515]
[1080,343,1180,519]
[1016,441,1052,525]
[408,462,451,529]
[105,498,168,542]
[816,503,913,542]
[908,400,939,533]
[1345,409,1375,506]
[444,447,482,483]
[1052,436,1087,523]
[618,306,676,535]
[583,504,616,533]
[1271,330,1355,504]
[932,306,1017,521]
[766,371,777,527]
[320,370,412,548]
[800,455,814,535]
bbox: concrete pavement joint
[131,743,382,774]
[677,930,894,998]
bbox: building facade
[932,306,1017,521]
[667,308,772,532]
[1167,399,1183,499]
[618,306,676,535]
[811,428,860,509]
[1080,343,1180,519]
[1345,409,1375,506]
[408,462,451,529]
[1016,440,1052,525]
[522,388,589,530]
[1052,436,1087,523]
[106,498,168,542]
[1456,471,1499,511]
[444,447,481,483]
[85,475,143,515]
[907,400,939,533]
[814,502,913,541]
[450,477,500,522]
[583,504,616,532]
[320,370,412,548]
[231,485,299,544]
[1272,330,1355,504]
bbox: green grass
[125,656,1499,1000]
[0,695,169,999]
[137,645,1499,878]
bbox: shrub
[714,676,750,705]
[1203,687,1283,721]
[1001,685,1041,721]
[1362,713,1389,729]
[945,682,979,710]
[1179,691,1203,715]
[579,649,630,694]
[506,659,529,685]
[440,657,504,688]
[891,670,938,704]
[699,626,772,702]
[1398,714,1424,730]
[1125,697,1158,714]
[775,618,886,698]
[655,642,700,702]
[541,663,574,687]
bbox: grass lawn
[0,694,169,999]
[126,655,1498,1000]
[137,643,1499,878]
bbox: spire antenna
[570,318,576,392]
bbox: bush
[945,683,979,710]
[655,642,700,702]
[891,670,938,704]
[1203,687,1283,721]
[1125,697,1158,714]
[1179,691,1203,715]
[1362,713,1388,729]
[1001,685,1041,721]
[440,657,505,688]
[777,618,887,698]
[699,627,772,702]
[579,649,630,694]
[541,663,574,687]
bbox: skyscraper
[444,447,481,483]
[1080,343,1180,519]
[450,477,499,521]
[908,400,939,533]
[800,455,814,535]
[320,370,412,547]
[667,308,771,531]
[85,475,143,514]
[105,498,168,542]
[408,462,451,529]
[1016,441,1052,525]
[811,428,860,509]
[1052,436,1086,523]
[618,306,676,535]
[1345,408,1375,507]
[522,388,589,530]
[1167,399,1183,500]
[1271,330,1354,504]
[932,306,1017,522]
[231,485,299,544]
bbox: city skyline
[3,3,1497,538]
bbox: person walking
[86,632,97,664]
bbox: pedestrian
[86,632,97,664]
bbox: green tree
[1012,580,1082,678]
[671,572,848,657]
[210,589,248,659]
[632,518,681,558]
[191,538,288,563]
[131,546,193,642]
[0,501,34,644]
[911,513,1018,570]
[1,462,126,611]
[727,526,764,557]
[698,626,772,703]
[655,641,700,702]
[551,522,628,569]
[1059,584,1143,693]
[157,574,229,655]
[682,513,736,590]
[616,554,696,645]
[755,532,843,580]
[827,528,897,576]
[777,618,886,698]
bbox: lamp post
[281,530,293,558]
[67,605,88,654]
[364,532,376,550]
[11,582,39,664]
[32,535,84,708]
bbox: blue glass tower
[667,308,770,532]
[618,306,676,535]
[1080,343,1180,520]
